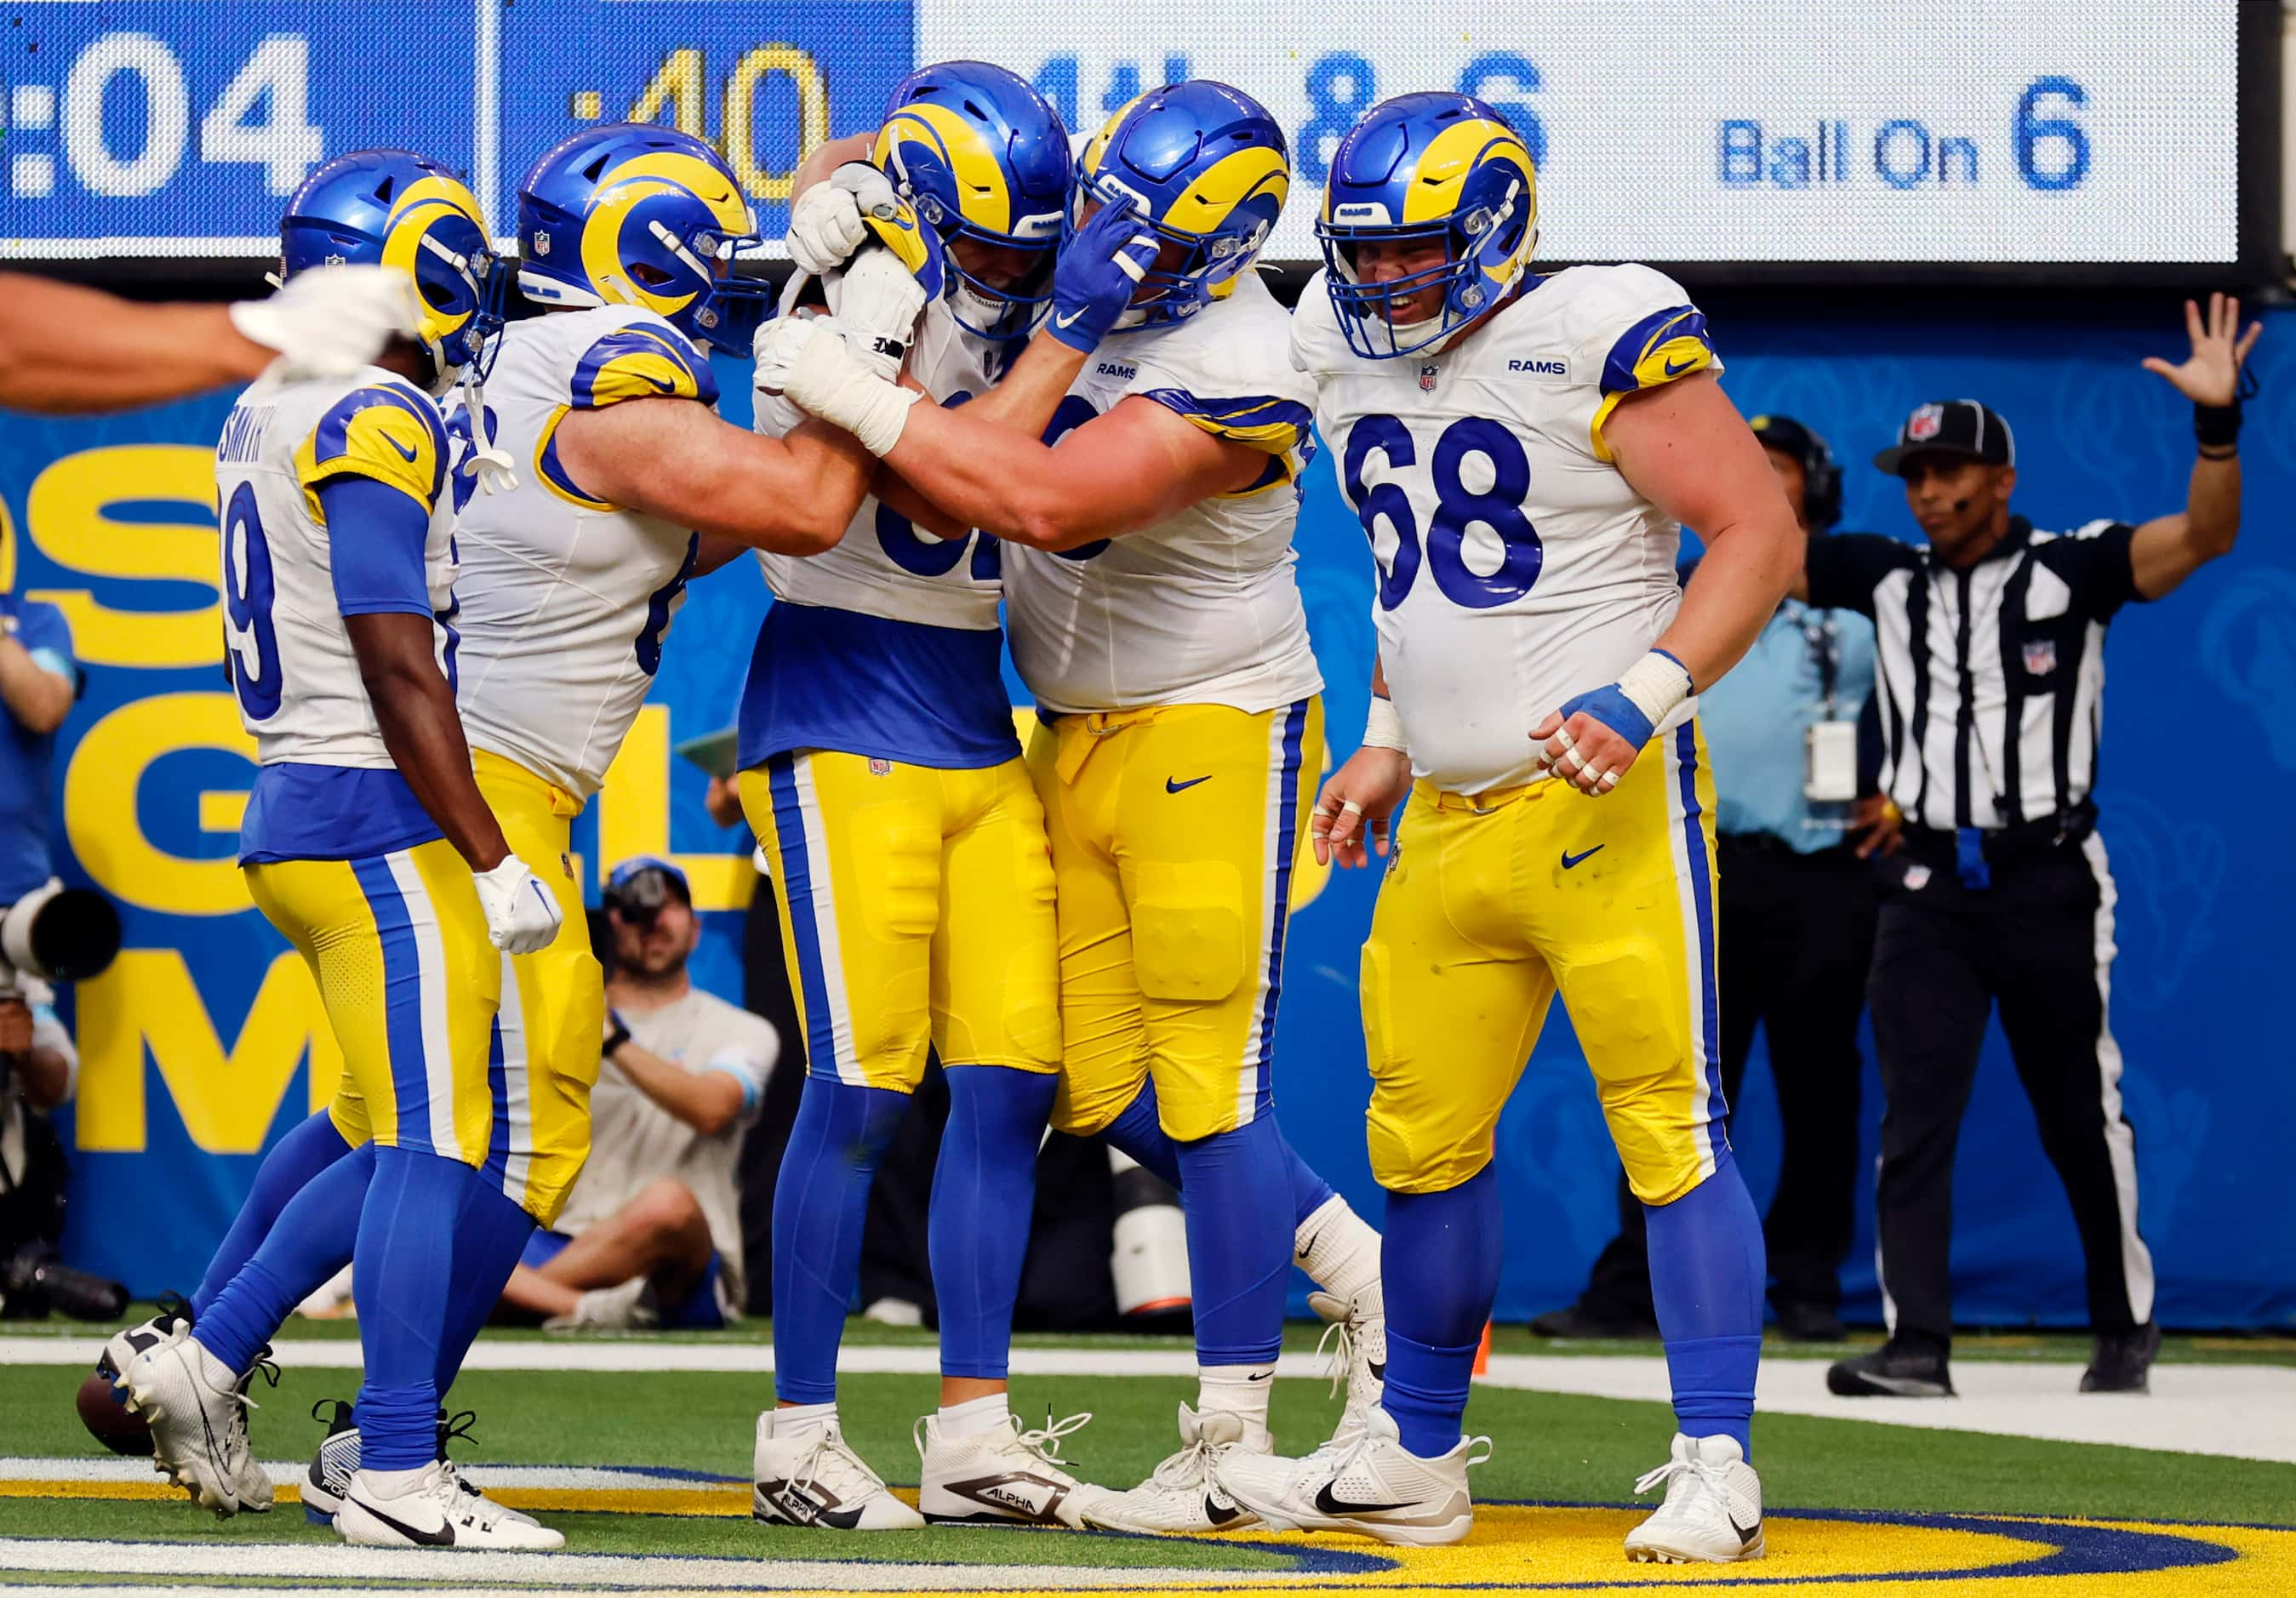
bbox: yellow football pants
[1362,720,1728,1204]
[740,751,1060,1089]
[1029,698,1322,1144]
[287,752,602,1226]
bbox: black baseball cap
[1872,399,2016,476]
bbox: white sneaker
[751,1412,924,1529]
[1082,1405,1260,1534]
[1219,1403,1487,1546]
[1623,1433,1764,1563]
[335,1461,565,1549]
[120,1333,270,1516]
[917,1411,1112,1528]
[1308,1286,1387,1441]
[542,1276,657,1331]
[303,1401,537,1530]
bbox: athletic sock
[191,1111,352,1319]
[773,1401,837,1438]
[936,1392,1011,1440]
[1644,1147,1765,1459]
[431,1178,538,1396]
[1173,1118,1292,1374]
[352,1146,480,1471]
[930,1064,1057,1382]
[1294,1191,1381,1306]
[771,1077,909,1407]
[1377,1165,1502,1459]
[1100,1079,1182,1188]
[193,1141,376,1376]
[1196,1363,1275,1451]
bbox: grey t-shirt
[553,986,778,1309]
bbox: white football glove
[824,247,927,383]
[471,857,564,956]
[751,311,831,436]
[780,319,920,457]
[785,162,904,276]
[228,265,422,380]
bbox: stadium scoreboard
[0,0,2272,281]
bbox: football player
[0,265,419,414]
[107,125,929,1545]
[761,80,1385,1536]
[117,148,566,1548]
[1214,94,1801,1561]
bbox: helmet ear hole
[629,261,672,288]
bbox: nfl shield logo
[1419,364,1439,393]
[1902,863,1933,892]
[2023,639,2057,675]
[1907,403,1944,442]
[868,757,893,777]
[533,231,551,257]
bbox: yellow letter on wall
[76,950,343,1155]
[65,692,257,917]
[25,444,221,670]
[596,704,753,911]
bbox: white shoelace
[1314,1316,1360,1402]
[785,1428,883,1504]
[1011,1410,1094,1473]
[1634,1453,1729,1504]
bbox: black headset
[1751,415,1843,533]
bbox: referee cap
[1873,399,2016,476]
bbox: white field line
[0,1538,1312,1590]
[11,1336,2292,1464]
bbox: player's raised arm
[0,267,420,414]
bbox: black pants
[1578,835,1876,1321]
[1866,826,2152,1347]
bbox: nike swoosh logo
[1054,307,1087,328]
[1663,355,1699,376]
[1203,1495,1244,1526]
[1561,845,1604,870]
[1244,1368,1273,1382]
[1314,1481,1417,1516]
[1731,1513,1761,1546]
[1166,775,1212,794]
[352,1495,455,1546]
[390,437,420,462]
[1368,1360,1386,1382]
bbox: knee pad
[1366,1099,1495,1196]
[1131,861,1245,1002]
[848,798,940,941]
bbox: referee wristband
[2195,401,2242,449]
[1362,694,1409,753]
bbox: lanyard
[1793,606,1841,717]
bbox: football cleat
[2082,1323,2162,1394]
[1082,1404,1260,1535]
[121,1333,275,1517]
[1623,1432,1764,1564]
[541,1276,658,1332]
[1217,1402,1487,1547]
[98,1295,193,1395]
[751,1412,924,1530]
[334,1461,564,1550]
[1826,1339,1955,1398]
[1309,1285,1387,1441]
[916,1409,1111,1527]
[302,1402,537,1528]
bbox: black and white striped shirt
[1805,516,2145,831]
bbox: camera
[0,877,122,997]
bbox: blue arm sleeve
[14,604,79,696]
[318,477,435,619]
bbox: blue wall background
[20,294,2294,1329]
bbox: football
[74,1364,152,1458]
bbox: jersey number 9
[1342,414,1543,611]
[222,482,284,721]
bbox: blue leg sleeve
[351,1145,476,1471]
[191,1112,351,1318]
[195,1142,374,1377]
[433,1180,537,1395]
[1645,1147,1765,1458]
[1105,1080,1334,1228]
[1173,1118,1293,1367]
[930,1064,1057,1381]
[1378,1165,1502,1458]
[771,1078,910,1405]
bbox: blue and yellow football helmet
[874,60,1070,338]
[279,148,492,389]
[1071,81,1288,331]
[515,123,765,354]
[1317,93,1539,359]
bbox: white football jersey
[448,305,716,799]
[214,368,455,769]
[754,296,1007,630]
[1002,272,1323,716]
[1294,263,1722,796]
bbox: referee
[1804,294,2259,1398]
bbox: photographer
[0,977,81,1315]
[501,857,779,1329]
[0,589,78,905]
